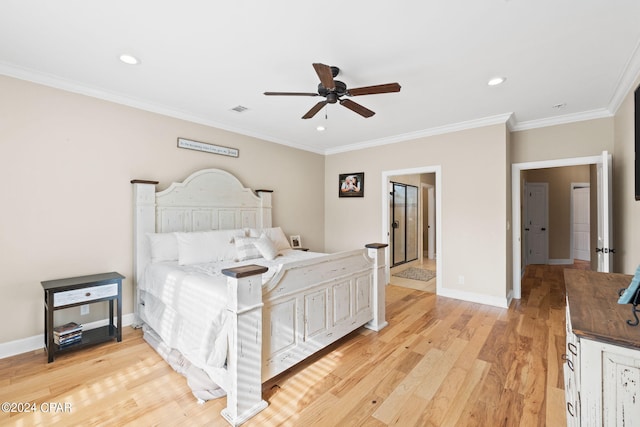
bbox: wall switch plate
[80,305,89,315]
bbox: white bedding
[138,249,324,375]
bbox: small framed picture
[290,235,301,248]
[339,172,364,197]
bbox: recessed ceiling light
[316,126,325,132]
[119,54,140,65]
[488,77,506,86]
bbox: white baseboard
[0,313,135,359]
[548,259,574,265]
[437,287,510,308]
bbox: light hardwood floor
[0,263,578,426]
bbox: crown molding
[510,108,613,132]
[608,37,640,115]
[324,112,514,155]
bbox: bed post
[221,265,269,426]
[255,190,272,228]
[131,180,158,327]
[364,243,389,332]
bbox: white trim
[511,108,613,132]
[382,166,443,295]
[437,287,511,309]
[548,259,574,265]
[512,154,602,299]
[0,313,136,359]
[328,113,514,155]
[608,37,640,115]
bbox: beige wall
[511,118,615,164]
[325,124,510,301]
[0,75,325,343]
[613,76,640,274]
[524,165,590,260]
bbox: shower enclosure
[391,182,419,267]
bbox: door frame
[421,183,436,260]
[512,154,603,299]
[382,166,442,294]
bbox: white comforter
[138,249,323,372]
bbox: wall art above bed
[177,137,239,158]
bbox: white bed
[131,168,387,426]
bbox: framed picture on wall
[339,172,364,197]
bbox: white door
[525,182,549,265]
[597,151,614,272]
[572,185,590,261]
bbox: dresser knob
[85,292,91,297]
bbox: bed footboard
[221,243,387,426]
[221,264,269,427]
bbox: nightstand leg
[46,296,54,363]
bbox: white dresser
[564,269,640,427]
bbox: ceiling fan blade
[340,99,375,118]
[302,101,327,119]
[264,91,319,96]
[313,63,335,90]
[347,83,401,96]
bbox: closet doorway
[391,182,419,267]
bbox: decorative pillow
[253,233,279,261]
[147,233,179,263]
[249,227,291,251]
[234,237,261,261]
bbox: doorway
[382,166,442,294]
[512,151,613,299]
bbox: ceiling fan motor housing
[318,80,347,103]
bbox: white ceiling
[2,1,640,154]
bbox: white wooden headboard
[131,169,272,320]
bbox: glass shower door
[392,182,418,267]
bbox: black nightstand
[41,272,124,362]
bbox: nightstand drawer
[53,282,118,307]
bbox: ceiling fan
[264,63,401,119]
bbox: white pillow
[254,233,279,261]
[147,233,178,263]
[234,237,261,261]
[249,227,291,251]
[176,230,242,265]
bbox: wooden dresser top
[564,269,640,349]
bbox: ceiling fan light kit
[264,63,401,119]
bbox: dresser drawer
[53,282,118,307]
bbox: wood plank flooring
[0,263,578,426]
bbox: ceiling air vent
[231,105,248,113]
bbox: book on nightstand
[53,322,83,346]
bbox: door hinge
[595,248,616,254]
